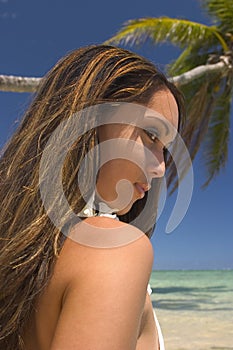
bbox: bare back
[22,217,157,350]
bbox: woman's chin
[116,193,145,216]
[116,201,134,216]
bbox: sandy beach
[155,308,233,350]
[150,270,233,350]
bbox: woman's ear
[96,125,109,143]
[95,127,100,144]
[96,126,101,143]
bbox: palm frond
[182,83,216,158]
[202,74,233,186]
[168,46,213,76]
[166,71,225,193]
[168,46,203,76]
[203,0,233,35]
[105,17,227,51]
[167,83,212,191]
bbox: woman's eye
[144,129,159,143]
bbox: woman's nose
[146,151,166,178]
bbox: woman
[0,45,185,349]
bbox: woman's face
[95,89,179,215]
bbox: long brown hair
[0,45,185,349]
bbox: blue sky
[0,0,232,270]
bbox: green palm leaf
[167,70,226,192]
[203,0,233,34]
[168,46,213,76]
[202,75,233,186]
[105,17,228,51]
[167,84,211,192]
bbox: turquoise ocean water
[149,270,233,350]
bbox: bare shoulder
[50,218,154,349]
[58,216,154,281]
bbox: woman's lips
[135,183,150,198]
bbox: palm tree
[105,0,233,188]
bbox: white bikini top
[147,284,165,350]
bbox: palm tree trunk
[172,59,230,86]
[0,57,231,93]
[0,75,41,93]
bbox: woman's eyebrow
[144,115,170,136]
